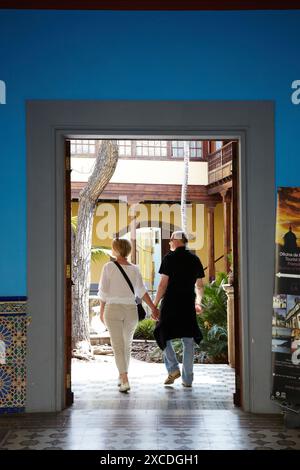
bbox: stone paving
[0,357,300,450]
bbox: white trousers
[104,303,138,375]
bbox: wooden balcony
[208,141,237,185]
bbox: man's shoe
[164,369,181,385]
[182,381,192,388]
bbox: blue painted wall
[0,10,299,295]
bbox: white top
[98,261,147,304]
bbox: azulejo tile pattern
[0,298,27,414]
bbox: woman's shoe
[119,382,130,393]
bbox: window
[171,141,184,158]
[215,141,223,151]
[171,141,202,159]
[71,139,96,155]
[188,141,202,158]
[136,140,167,157]
[71,139,204,159]
[117,140,132,156]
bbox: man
[152,231,204,387]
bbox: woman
[98,238,159,393]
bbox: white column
[222,284,235,368]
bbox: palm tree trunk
[181,141,190,233]
[72,141,119,353]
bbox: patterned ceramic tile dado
[0,298,27,413]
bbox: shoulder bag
[113,261,147,321]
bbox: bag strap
[113,261,135,297]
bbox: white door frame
[27,100,276,413]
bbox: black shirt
[159,246,205,296]
[153,246,204,350]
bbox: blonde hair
[112,238,132,258]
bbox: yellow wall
[72,200,226,285]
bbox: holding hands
[151,304,160,321]
[195,303,202,315]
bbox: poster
[271,188,300,404]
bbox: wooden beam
[207,179,232,196]
[72,182,222,204]
[221,189,232,273]
[206,203,216,281]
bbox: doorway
[27,101,275,413]
[68,136,239,408]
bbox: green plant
[149,347,163,362]
[134,318,156,340]
[197,273,228,363]
[72,216,110,263]
[90,247,110,263]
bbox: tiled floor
[1,357,300,450]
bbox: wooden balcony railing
[208,141,237,184]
